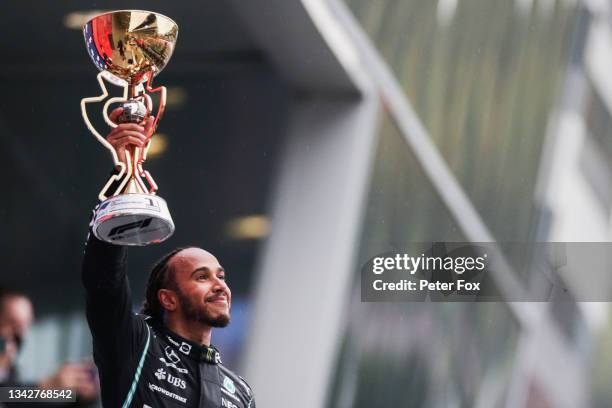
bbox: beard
[177,289,230,328]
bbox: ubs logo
[166,374,186,390]
[155,367,186,389]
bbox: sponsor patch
[156,367,187,389]
[165,346,181,364]
[223,376,236,394]
[179,342,192,355]
[166,373,186,389]
[148,382,187,404]
[159,357,188,374]
[222,397,238,408]
[155,368,166,380]
[159,346,189,374]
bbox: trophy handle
[145,75,167,138]
[133,76,167,195]
[127,92,154,194]
[81,72,135,201]
[137,139,159,194]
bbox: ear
[158,289,178,312]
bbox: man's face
[167,248,231,328]
[0,296,33,342]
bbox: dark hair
[141,247,190,321]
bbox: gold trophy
[81,10,178,246]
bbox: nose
[212,276,229,293]
[211,277,231,306]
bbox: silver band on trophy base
[93,194,175,246]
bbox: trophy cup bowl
[81,10,178,246]
[84,10,178,86]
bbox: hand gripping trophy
[81,10,178,246]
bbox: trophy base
[93,194,174,246]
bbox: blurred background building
[1,0,612,407]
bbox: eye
[196,274,208,281]
[218,274,226,281]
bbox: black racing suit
[82,233,255,408]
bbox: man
[0,289,98,404]
[0,291,33,345]
[82,108,255,408]
[0,323,17,388]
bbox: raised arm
[81,108,153,360]
[81,232,144,358]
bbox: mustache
[205,293,228,302]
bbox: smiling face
[163,248,232,328]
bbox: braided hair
[141,247,191,321]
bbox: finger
[112,123,145,133]
[107,130,146,144]
[106,126,144,142]
[108,107,124,123]
[107,130,147,142]
[112,140,146,151]
[113,135,147,147]
[106,126,124,139]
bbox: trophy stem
[123,176,145,194]
[129,83,139,99]
[121,146,148,194]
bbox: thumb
[109,107,124,124]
